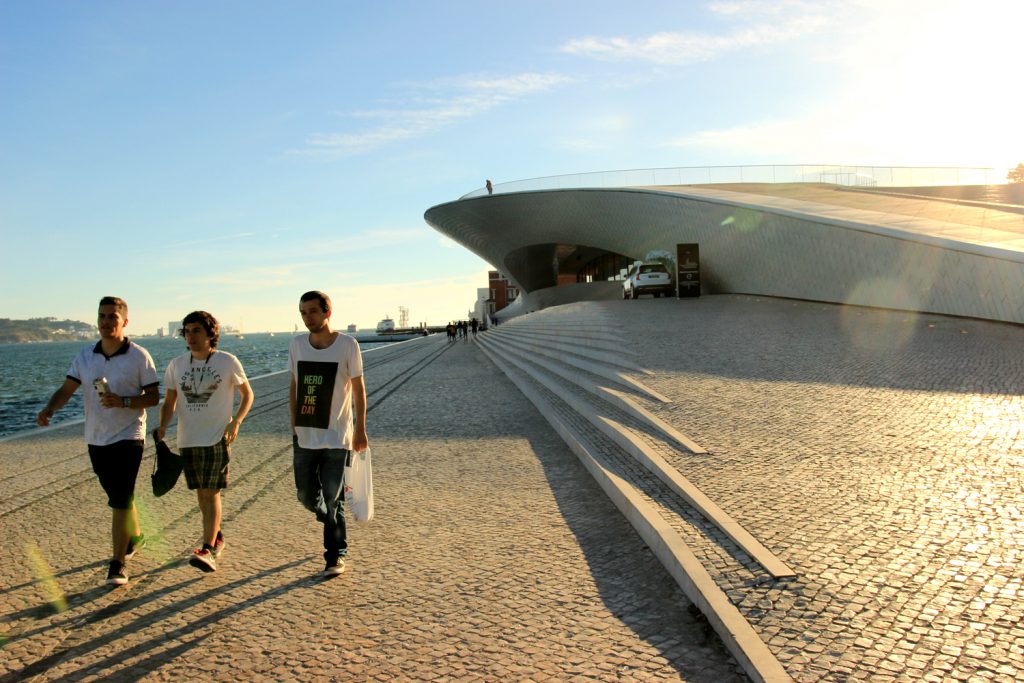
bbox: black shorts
[88,439,144,509]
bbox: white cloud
[301,73,571,156]
[560,4,832,65]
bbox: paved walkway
[4,296,1023,681]
[0,336,740,681]
[609,295,1024,682]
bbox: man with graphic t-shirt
[36,296,161,586]
[158,311,253,573]
[288,290,368,578]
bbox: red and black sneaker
[189,547,217,572]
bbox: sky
[2,0,1021,334]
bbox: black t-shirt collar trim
[92,338,131,360]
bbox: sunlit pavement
[612,294,1024,682]
[2,294,1022,681]
[0,333,742,682]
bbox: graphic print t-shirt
[164,351,247,448]
[288,332,363,450]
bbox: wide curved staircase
[476,301,796,683]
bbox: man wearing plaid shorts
[157,311,253,572]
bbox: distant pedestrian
[446,322,456,341]
[470,318,479,336]
[289,291,368,578]
[157,311,254,573]
[36,296,160,586]
[485,179,493,195]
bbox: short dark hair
[299,290,331,314]
[98,296,128,316]
[182,310,220,348]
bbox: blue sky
[2,0,1020,333]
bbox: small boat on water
[346,324,357,333]
[376,316,395,333]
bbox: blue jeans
[293,439,349,559]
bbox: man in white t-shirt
[288,290,368,578]
[37,296,161,586]
[158,311,253,573]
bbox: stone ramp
[0,335,742,681]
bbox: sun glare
[843,1,1024,167]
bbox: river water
[0,333,388,439]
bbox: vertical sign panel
[676,243,700,298]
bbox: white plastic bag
[345,448,374,522]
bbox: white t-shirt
[68,339,160,446]
[164,350,248,448]
[288,332,363,450]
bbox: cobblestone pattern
[605,294,1024,682]
[480,330,773,601]
[1,333,742,681]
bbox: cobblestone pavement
[603,295,1024,682]
[0,335,742,681]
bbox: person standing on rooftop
[289,290,369,578]
[157,310,254,573]
[36,296,160,586]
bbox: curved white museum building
[424,165,1024,324]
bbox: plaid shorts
[182,438,230,490]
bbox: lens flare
[25,543,67,614]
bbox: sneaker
[124,533,147,561]
[189,547,217,573]
[213,531,225,558]
[106,560,128,586]
[323,556,345,578]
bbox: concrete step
[480,331,667,401]
[488,325,632,356]
[476,341,794,683]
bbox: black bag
[151,429,183,497]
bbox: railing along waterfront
[461,164,1010,199]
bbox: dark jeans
[292,440,349,559]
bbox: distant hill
[0,317,95,343]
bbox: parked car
[623,262,674,299]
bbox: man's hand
[225,417,242,445]
[100,392,123,409]
[36,408,54,427]
[352,428,369,453]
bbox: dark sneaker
[323,556,345,578]
[106,560,128,586]
[189,547,217,573]
[213,531,225,558]
[125,533,147,561]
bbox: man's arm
[37,378,79,427]
[288,375,297,436]
[157,387,178,441]
[225,381,254,445]
[100,384,160,410]
[351,375,368,452]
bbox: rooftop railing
[461,164,1010,199]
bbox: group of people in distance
[36,290,367,586]
[445,318,479,341]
